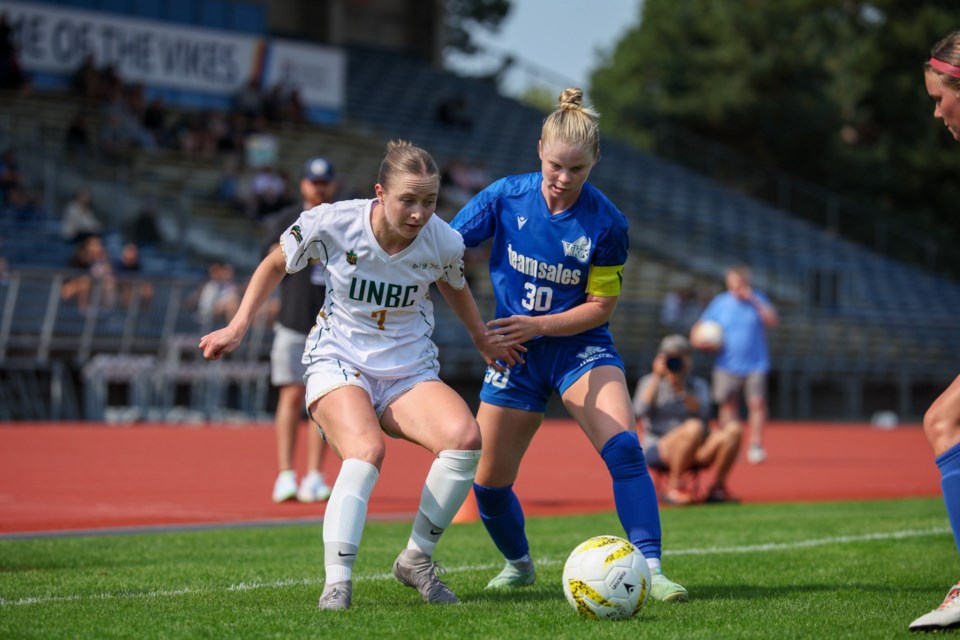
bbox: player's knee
[342,439,386,469]
[924,404,960,449]
[601,431,646,477]
[444,418,482,451]
[722,419,744,439]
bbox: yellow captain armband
[586,264,624,297]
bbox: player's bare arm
[199,248,288,360]
[435,279,526,371]
[487,293,618,343]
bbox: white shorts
[304,357,441,421]
[270,324,308,386]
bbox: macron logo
[517,216,528,230]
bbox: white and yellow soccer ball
[561,535,650,620]
[692,319,724,350]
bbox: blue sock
[936,441,960,556]
[473,483,529,561]
[601,430,662,560]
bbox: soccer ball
[692,320,724,349]
[561,535,650,620]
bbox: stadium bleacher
[1,37,957,421]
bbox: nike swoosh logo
[338,551,355,557]
[429,528,444,535]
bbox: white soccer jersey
[278,198,467,378]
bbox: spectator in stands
[248,165,288,220]
[214,156,245,212]
[61,235,116,313]
[218,112,247,154]
[0,13,27,92]
[910,30,960,633]
[439,158,476,215]
[194,261,241,328]
[142,97,169,145]
[287,87,306,126]
[199,139,523,611]
[433,94,473,130]
[127,204,163,247]
[660,283,705,334]
[114,242,153,308]
[262,157,339,506]
[0,148,39,213]
[176,111,218,159]
[97,110,128,160]
[634,334,742,505]
[64,111,94,158]
[659,287,683,331]
[449,88,687,602]
[70,54,99,102]
[61,187,103,243]
[690,265,777,465]
[97,63,121,103]
[234,78,263,119]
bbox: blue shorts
[480,339,625,413]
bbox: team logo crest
[346,250,357,265]
[289,225,303,244]
[562,236,592,263]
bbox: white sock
[323,458,379,581]
[406,450,480,555]
[646,557,662,574]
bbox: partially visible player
[264,157,339,504]
[200,140,524,610]
[450,88,687,602]
[910,29,960,633]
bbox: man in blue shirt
[691,265,777,464]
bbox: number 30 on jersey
[522,283,553,312]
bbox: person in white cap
[263,157,339,504]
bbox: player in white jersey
[200,140,524,611]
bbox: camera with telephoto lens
[665,355,684,372]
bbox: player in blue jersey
[910,29,960,633]
[450,87,687,602]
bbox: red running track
[0,420,942,535]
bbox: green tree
[590,0,960,273]
[445,0,512,55]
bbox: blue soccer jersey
[451,173,628,345]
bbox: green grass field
[0,498,954,639]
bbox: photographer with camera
[633,335,743,505]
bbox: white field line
[0,527,950,608]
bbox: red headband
[929,57,960,78]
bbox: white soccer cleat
[649,567,689,603]
[746,444,767,465]
[485,559,536,589]
[910,582,960,632]
[318,580,352,610]
[297,472,332,503]
[272,470,298,503]
[392,549,459,604]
